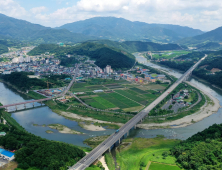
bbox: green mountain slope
[28,42,135,69]
[58,17,203,43]
[89,40,184,53]
[0,13,96,44]
[178,26,222,45]
[171,123,222,170]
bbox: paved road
[0,64,80,109]
[70,54,207,170]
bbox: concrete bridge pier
[24,104,26,109]
[15,105,17,110]
[33,102,34,107]
[41,101,42,106]
[5,107,7,112]
[134,125,137,129]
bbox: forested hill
[28,43,136,69]
[90,40,184,53]
[0,13,96,44]
[158,51,222,88]
[58,17,203,43]
[171,124,222,170]
[178,26,222,46]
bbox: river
[134,52,222,139]
[0,53,222,146]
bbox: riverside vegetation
[0,104,87,170]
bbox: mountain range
[0,13,96,44]
[58,17,203,43]
[0,13,222,48]
[177,26,222,46]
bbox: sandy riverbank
[137,82,221,129]
[48,124,83,134]
[60,111,124,128]
[80,123,106,131]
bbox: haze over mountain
[0,13,96,44]
[178,26,222,46]
[58,17,204,43]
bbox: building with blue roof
[0,149,15,161]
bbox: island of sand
[48,124,83,134]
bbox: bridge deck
[70,55,207,170]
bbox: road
[0,64,79,109]
[70,54,207,170]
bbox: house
[0,149,15,161]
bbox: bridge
[0,64,79,111]
[70,55,207,170]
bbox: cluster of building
[120,67,170,84]
[173,89,192,105]
[34,88,64,97]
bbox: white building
[105,65,111,74]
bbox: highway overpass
[70,54,207,170]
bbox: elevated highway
[70,55,207,170]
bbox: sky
[0,0,222,31]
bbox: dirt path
[99,156,109,170]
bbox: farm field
[106,137,180,170]
[70,79,166,112]
[152,50,190,59]
[149,162,181,170]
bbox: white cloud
[0,0,27,18]
[30,6,47,14]
[0,0,222,31]
[76,0,129,12]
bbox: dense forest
[1,72,48,91]
[0,44,8,54]
[176,52,205,60]
[28,42,136,69]
[90,40,184,53]
[0,124,85,169]
[171,123,222,170]
[159,52,222,88]
[60,56,79,67]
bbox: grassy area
[105,153,115,170]
[1,110,24,131]
[84,135,109,148]
[149,162,181,170]
[45,130,54,133]
[115,137,180,170]
[27,91,46,100]
[152,50,190,59]
[93,96,116,108]
[46,100,133,123]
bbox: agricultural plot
[144,84,167,90]
[115,90,144,102]
[130,87,148,94]
[149,162,181,170]
[84,98,107,110]
[108,93,140,107]
[152,50,190,59]
[99,93,129,109]
[93,97,116,108]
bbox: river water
[0,53,222,146]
